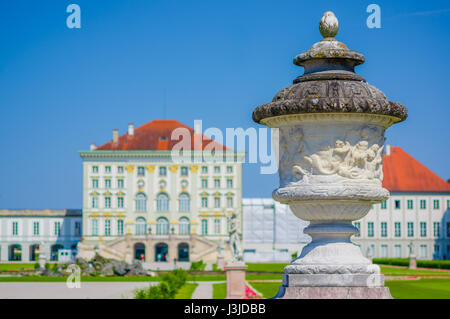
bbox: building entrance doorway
[178,243,189,262]
[155,243,168,262]
[134,243,146,261]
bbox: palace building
[77,119,244,263]
[0,209,82,262]
[353,145,450,260]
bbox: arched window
[157,193,169,212]
[156,217,169,235]
[178,193,190,212]
[135,193,147,212]
[135,217,147,235]
[179,217,190,235]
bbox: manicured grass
[249,282,280,299]
[381,266,450,277]
[246,263,286,273]
[212,283,227,299]
[0,263,35,271]
[174,283,198,299]
[386,279,450,299]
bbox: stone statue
[408,241,416,258]
[229,213,243,263]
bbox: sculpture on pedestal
[253,11,407,299]
[229,213,243,264]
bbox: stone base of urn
[225,263,248,299]
[409,257,417,270]
[274,286,392,299]
[217,256,226,270]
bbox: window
[92,179,98,188]
[214,219,221,234]
[117,220,124,236]
[214,197,221,208]
[12,221,18,236]
[407,200,413,210]
[447,200,450,209]
[394,200,401,209]
[367,222,374,237]
[380,201,387,209]
[136,193,147,212]
[226,166,233,173]
[214,166,220,173]
[54,222,61,236]
[226,196,233,208]
[420,245,428,259]
[201,179,208,188]
[179,193,190,212]
[381,245,388,258]
[92,197,98,208]
[92,166,99,173]
[137,166,145,177]
[447,222,450,237]
[33,222,40,236]
[227,178,233,188]
[179,217,190,235]
[201,197,208,208]
[104,220,111,236]
[74,222,81,236]
[91,219,98,236]
[201,219,208,235]
[420,200,426,209]
[394,222,401,237]
[434,222,440,237]
[105,166,111,173]
[381,222,387,237]
[407,222,414,237]
[118,197,124,208]
[433,200,440,210]
[136,217,147,235]
[117,166,124,174]
[354,222,361,237]
[394,245,402,258]
[157,193,169,211]
[156,217,169,235]
[181,166,188,177]
[159,166,167,176]
[434,245,440,256]
[201,166,208,174]
[214,179,220,188]
[105,179,111,189]
[420,222,427,237]
[105,197,111,208]
[118,179,124,188]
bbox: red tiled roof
[96,119,230,151]
[382,146,450,193]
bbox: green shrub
[373,258,409,267]
[44,263,51,270]
[189,260,205,271]
[134,269,188,299]
[34,263,40,270]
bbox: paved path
[190,281,224,299]
[0,282,157,299]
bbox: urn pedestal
[253,11,407,299]
[225,263,248,299]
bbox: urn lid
[252,11,407,124]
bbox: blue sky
[0,0,449,209]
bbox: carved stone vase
[253,11,407,299]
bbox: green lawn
[0,263,35,271]
[386,279,450,299]
[212,283,227,299]
[174,283,198,299]
[246,263,287,273]
[249,282,280,299]
[380,266,450,277]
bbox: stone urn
[253,11,407,299]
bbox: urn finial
[319,11,339,38]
